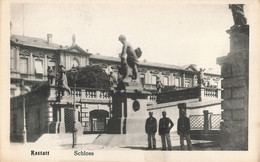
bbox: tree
[66,65,109,89]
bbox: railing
[143,84,157,89]
[157,86,221,103]
[189,115,204,130]
[209,114,221,130]
[202,87,219,98]
[189,113,221,130]
[157,87,201,103]
[148,94,157,102]
[51,86,220,104]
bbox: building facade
[10,34,221,141]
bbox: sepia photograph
[1,0,260,161]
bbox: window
[151,75,157,85]
[20,58,28,74]
[35,60,44,74]
[140,74,145,85]
[175,78,180,86]
[10,48,15,70]
[163,76,169,86]
[72,59,79,68]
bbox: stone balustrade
[49,86,220,104]
[157,86,221,104]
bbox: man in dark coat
[159,111,174,150]
[145,112,157,149]
[177,109,192,150]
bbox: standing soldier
[145,112,157,150]
[177,109,192,151]
[159,111,174,150]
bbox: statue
[198,68,205,87]
[118,35,142,83]
[156,76,163,94]
[47,66,55,85]
[109,71,117,90]
[229,4,247,26]
[72,34,76,45]
[57,64,71,97]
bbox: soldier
[177,109,192,150]
[145,112,157,150]
[159,111,174,150]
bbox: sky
[10,2,250,71]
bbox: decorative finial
[72,34,76,45]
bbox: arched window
[72,59,79,67]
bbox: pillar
[217,24,249,150]
[47,104,53,133]
[182,73,185,87]
[203,110,209,130]
[59,108,66,133]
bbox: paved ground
[10,132,221,151]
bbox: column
[16,47,20,72]
[59,108,66,133]
[47,104,53,133]
[182,73,185,87]
[55,107,60,134]
[30,53,33,77]
[44,55,48,76]
[193,74,197,87]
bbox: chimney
[47,34,52,44]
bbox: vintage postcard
[1,0,260,161]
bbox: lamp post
[20,79,28,144]
[71,66,78,148]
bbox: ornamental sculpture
[229,4,247,26]
[118,35,142,83]
[57,64,71,97]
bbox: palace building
[10,34,221,141]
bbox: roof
[89,54,193,71]
[11,34,91,56]
[11,34,62,50]
[11,34,219,76]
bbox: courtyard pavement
[10,132,221,151]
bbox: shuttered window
[20,58,28,74]
[35,60,43,74]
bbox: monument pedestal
[95,84,151,146]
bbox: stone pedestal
[217,25,249,150]
[96,83,150,146]
[107,90,150,134]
